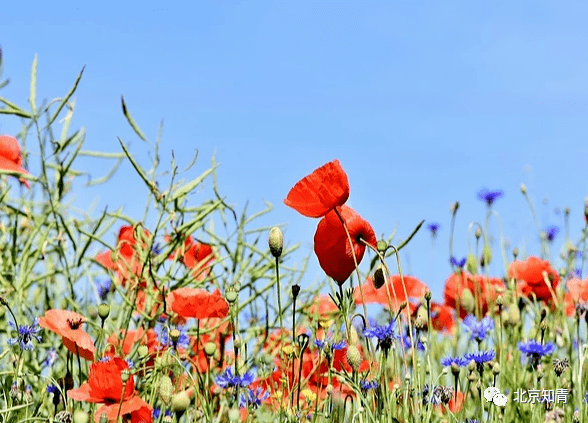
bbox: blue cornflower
[464,350,495,363]
[216,368,254,389]
[46,385,59,396]
[7,318,42,351]
[477,188,504,207]
[402,333,425,351]
[360,380,378,392]
[314,336,346,352]
[440,356,469,368]
[544,226,560,242]
[240,387,269,408]
[518,340,556,357]
[463,315,494,342]
[95,279,112,301]
[450,256,466,269]
[427,223,440,237]
[152,243,163,255]
[363,321,398,355]
[43,348,58,368]
[584,391,588,404]
[464,350,495,375]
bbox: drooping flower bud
[372,265,386,289]
[466,253,478,274]
[204,342,217,357]
[460,288,475,314]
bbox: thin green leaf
[48,65,85,126]
[121,95,148,142]
[170,165,217,202]
[29,54,37,115]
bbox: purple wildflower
[463,315,494,342]
[477,188,504,206]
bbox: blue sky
[1,1,588,300]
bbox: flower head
[463,315,494,342]
[363,321,398,354]
[450,256,466,269]
[166,287,229,319]
[477,188,503,206]
[440,356,469,368]
[240,387,269,409]
[508,256,559,303]
[518,340,555,357]
[166,235,214,279]
[313,205,377,284]
[284,159,350,218]
[354,274,429,309]
[427,223,440,236]
[96,225,151,287]
[464,350,495,364]
[39,309,95,361]
[68,356,152,422]
[8,318,42,351]
[0,135,30,188]
[215,368,254,389]
[544,226,560,242]
[443,272,504,318]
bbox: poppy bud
[291,284,300,299]
[346,345,362,371]
[98,303,110,321]
[377,240,388,254]
[348,326,359,345]
[171,390,192,418]
[120,370,130,383]
[268,227,284,258]
[459,288,475,314]
[466,253,478,274]
[228,409,241,422]
[480,244,492,267]
[451,363,460,376]
[424,290,432,302]
[475,227,481,240]
[512,247,519,260]
[99,413,109,423]
[204,342,217,357]
[225,289,238,304]
[233,336,242,349]
[73,410,89,423]
[492,363,500,375]
[137,345,149,358]
[159,375,173,405]
[520,183,527,194]
[450,202,460,214]
[372,265,386,289]
[169,329,181,348]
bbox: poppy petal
[284,160,350,218]
[313,205,377,284]
[167,287,229,319]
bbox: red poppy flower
[39,309,95,361]
[96,225,151,287]
[284,159,349,218]
[166,235,214,280]
[68,356,152,423]
[430,302,455,333]
[308,295,340,322]
[443,272,504,318]
[167,287,229,319]
[508,256,560,302]
[313,205,377,284]
[354,274,429,309]
[106,328,158,357]
[0,135,30,188]
[564,277,588,316]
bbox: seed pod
[346,345,362,372]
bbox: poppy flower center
[67,318,84,330]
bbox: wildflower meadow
[1,51,588,423]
